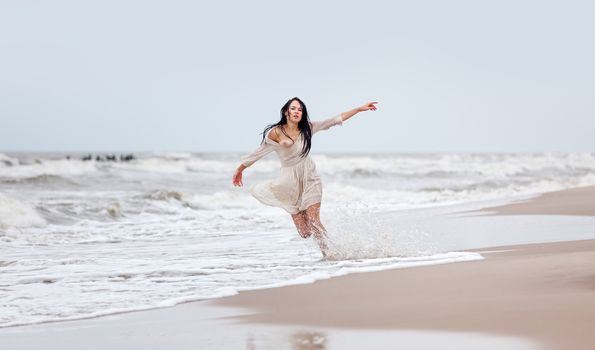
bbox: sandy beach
[214,186,595,349]
[2,186,594,349]
[3,1,594,348]
[471,185,595,217]
[215,240,595,349]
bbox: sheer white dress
[241,114,343,214]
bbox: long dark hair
[261,97,312,157]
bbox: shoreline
[211,185,595,349]
[2,185,594,349]
[214,239,595,350]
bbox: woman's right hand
[232,167,244,187]
[357,101,378,112]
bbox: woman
[232,97,378,257]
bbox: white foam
[110,158,190,174]
[250,252,483,290]
[186,191,261,210]
[0,244,482,328]
[0,153,20,167]
[313,152,595,178]
[0,159,97,180]
[109,156,249,174]
[2,151,595,330]
[0,194,46,229]
[152,151,194,159]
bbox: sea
[1,151,594,328]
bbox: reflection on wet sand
[244,331,327,349]
[292,331,327,349]
[246,334,255,350]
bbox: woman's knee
[296,223,312,238]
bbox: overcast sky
[1,0,594,153]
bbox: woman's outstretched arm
[233,138,276,187]
[311,102,378,134]
[339,101,378,123]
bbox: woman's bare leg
[304,202,328,257]
[291,211,311,238]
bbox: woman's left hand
[358,102,378,112]
[232,168,244,187]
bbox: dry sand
[473,185,595,216]
[215,186,595,350]
[2,186,593,349]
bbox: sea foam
[1,151,594,328]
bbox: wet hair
[261,97,312,157]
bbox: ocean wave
[323,174,595,212]
[108,156,257,174]
[152,151,195,160]
[186,191,259,210]
[2,151,594,331]
[0,195,46,229]
[0,250,482,329]
[111,158,192,174]
[313,153,595,179]
[143,189,186,202]
[0,153,20,167]
[0,159,97,180]
[0,174,81,185]
[23,198,129,229]
[141,189,259,211]
[6,152,587,181]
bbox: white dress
[241,114,343,214]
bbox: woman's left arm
[311,102,379,134]
[339,101,378,123]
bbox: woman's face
[286,100,303,124]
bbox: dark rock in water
[120,154,135,162]
[80,153,135,162]
[1,160,13,166]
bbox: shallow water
[1,151,594,327]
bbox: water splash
[321,202,439,260]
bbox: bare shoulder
[267,126,280,142]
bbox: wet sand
[215,186,595,349]
[2,186,594,349]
